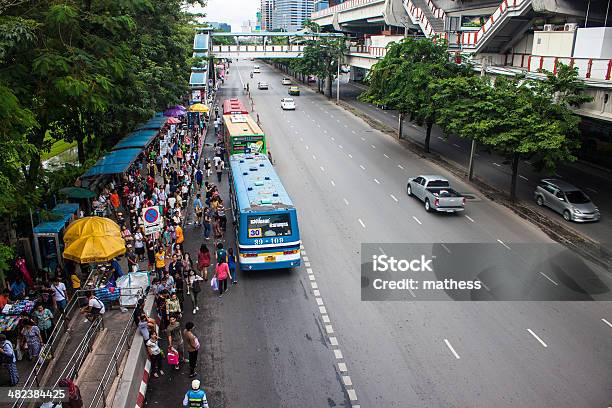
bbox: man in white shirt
[52,277,67,312]
[82,291,105,322]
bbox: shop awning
[135,116,168,131]
[33,203,79,234]
[113,130,159,150]
[190,71,208,87]
[82,148,142,177]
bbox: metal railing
[11,313,104,408]
[87,306,138,408]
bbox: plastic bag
[167,348,179,365]
[211,276,218,291]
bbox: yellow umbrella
[64,216,122,245]
[189,103,210,113]
[63,234,126,264]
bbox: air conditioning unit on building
[543,24,554,31]
[564,23,578,32]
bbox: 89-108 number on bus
[1,387,68,402]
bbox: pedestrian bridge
[210,44,308,58]
[207,31,343,59]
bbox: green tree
[361,37,470,150]
[433,65,590,199]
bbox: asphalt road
[146,60,612,408]
[333,77,612,247]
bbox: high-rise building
[261,0,274,31]
[272,0,314,32]
[314,0,344,11]
[207,22,231,32]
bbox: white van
[253,65,261,73]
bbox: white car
[281,98,296,110]
[253,65,261,73]
[281,77,292,85]
[258,81,269,90]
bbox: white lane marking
[305,145,310,150]
[303,256,309,262]
[527,329,548,348]
[360,137,365,141]
[317,124,321,128]
[300,137,304,142]
[378,246,386,255]
[316,297,324,306]
[295,131,299,134]
[412,216,422,225]
[555,173,562,178]
[444,339,460,359]
[351,130,356,134]
[304,262,311,267]
[320,166,325,172]
[539,271,558,286]
[371,144,376,149]
[311,282,318,289]
[384,154,390,159]
[481,281,491,291]
[343,198,349,206]
[437,136,444,140]
[331,137,336,141]
[338,145,343,149]
[309,275,315,281]
[330,180,336,187]
[602,318,612,328]
[452,143,461,148]
[313,289,320,296]
[323,315,331,323]
[587,187,598,194]
[306,268,313,274]
[330,114,334,118]
[519,175,529,181]
[374,178,380,184]
[441,243,451,254]
[497,239,511,250]
[338,362,347,372]
[358,218,366,229]
[312,154,317,160]
[325,325,334,334]
[336,119,340,123]
[492,162,502,167]
[398,164,405,170]
[342,376,353,386]
[344,124,348,128]
[323,130,328,133]
[390,194,398,202]
[330,337,339,346]
[319,306,327,314]
[348,154,353,158]
[347,389,358,401]
[359,165,366,170]
[333,349,343,359]
[465,215,475,223]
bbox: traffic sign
[142,206,163,235]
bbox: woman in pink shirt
[215,259,232,298]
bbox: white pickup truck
[406,175,465,213]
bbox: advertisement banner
[461,15,488,30]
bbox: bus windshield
[247,213,292,238]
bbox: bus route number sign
[248,228,262,238]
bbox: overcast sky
[189,0,258,32]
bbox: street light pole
[336,50,340,103]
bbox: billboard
[461,15,488,30]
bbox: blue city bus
[229,153,301,270]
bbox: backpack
[192,279,201,293]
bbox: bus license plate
[265,255,276,262]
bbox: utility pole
[467,57,488,180]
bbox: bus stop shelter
[32,203,79,271]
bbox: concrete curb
[135,359,151,408]
[111,294,155,408]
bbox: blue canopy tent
[82,148,142,178]
[32,203,79,271]
[135,115,167,131]
[113,130,159,150]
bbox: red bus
[223,98,248,115]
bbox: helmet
[191,379,200,390]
